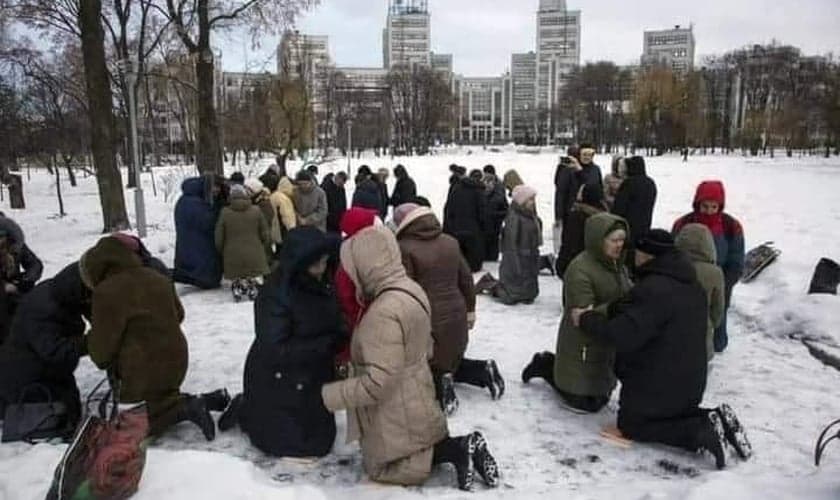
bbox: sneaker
[471,432,500,488]
[453,434,477,491]
[716,404,753,460]
[485,360,505,400]
[474,273,498,295]
[440,373,459,417]
[218,393,243,432]
[698,411,727,470]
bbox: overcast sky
[219,0,840,76]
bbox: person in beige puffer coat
[270,177,298,243]
[321,226,501,492]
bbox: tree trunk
[195,43,223,175]
[7,175,24,209]
[55,159,66,216]
[78,0,130,232]
[63,155,78,187]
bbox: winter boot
[218,393,243,432]
[247,278,261,301]
[484,360,506,400]
[521,352,552,384]
[471,432,500,488]
[433,435,476,492]
[539,254,556,276]
[474,273,499,295]
[716,404,753,460]
[180,396,216,442]
[201,389,231,413]
[697,411,727,470]
[231,279,246,303]
[808,258,840,295]
[440,373,459,417]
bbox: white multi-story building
[641,25,696,73]
[536,0,580,116]
[277,31,332,115]
[456,75,512,144]
[383,0,431,69]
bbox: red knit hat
[340,207,378,238]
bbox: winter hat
[512,185,537,206]
[483,164,496,175]
[229,184,249,200]
[580,183,605,208]
[229,172,245,185]
[295,170,313,183]
[340,207,379,238]
[393,203,421,228]
[469,169,484,182]
[244,178,265,196]
[306,164,319,175]
[111,232,141,254]
[693,180,726,209]
[625,156,646,176]
[394,164,407,177]
[636,229,676,257]
[414,196,432,208]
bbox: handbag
[2,384,69,443]
[45,377,149,500]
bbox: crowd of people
[0,148,754,492]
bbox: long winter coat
[81,237,188,436]
[215,197,270,280]
[270,178,298,241]
[579,250,708,424]
[173,178,223,289]
[496,202,543,305]
[322,227,448,486]
[294,185,328,233]
[396,208,476,374]
[0,263,89,431]
[253,188,281,252]
[556,202,604,277]
[554,213,632,398]
[443,177,487,272]
[321,174,347,233]
[612,161,657,244]
[554,163,604,224]
[389,175,418,208]
[240,227,344,458]
[484,179,509,262]
[675,224,725,361]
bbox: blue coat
[173,178,222,289]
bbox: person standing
[502,169,523,197]
[219,227,344,458]
[352,166,384,214]
[521,213,632,413]
[571,230,752,469]
[321,172,348,234]
[483,172,508,262]
[555,184,607,278]
[553,146,581,236]
[603,155,627,209]
[394,204,505,416]
[444,169,487,272]
[374,168,391,219]
[215,185,270,302]
[672,181,744,354]
[173,177,223,290]
[244,178,281,261]
[270,176,298,245]
[612,156,657,273]
[321,226,500,491]
[389,165,418,209]
[293,171,328,233]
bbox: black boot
[471,432,500,488]
[180,396,216,442]
[201,389,231,413]
[474,273,498,295]
[697,411,727,470]
[440,373,459,417]
[484,360,505,400]
[716,404,753,460]
[522,352,552,384]
[218,393,243,432]
[808,258,840,295]
[433,435,476,492]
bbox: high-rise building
[511,52,537,143]
[641,25,696,73]
[456,75,511,144]
[277,31,332,115]
[536,0,580,112]
[383,0,431,69]
[431,52,454,75]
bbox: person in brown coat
[321,226,500,491]
[394,204,505,417]
[81,236,229,441]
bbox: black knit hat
[483,164,496,175]
[295,170,313,183]
[625,156,645,173]
[636,229,675,257]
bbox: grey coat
[293,186,328,232]
[496,203,543,305]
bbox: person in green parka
[521,212,632,413]
[81,236,229,441]
[675,223,725,362]
[215,185,270,302]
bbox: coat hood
[503,170,524,192]
[625,156,647,177]
[281,226,340,282]
[693,181,726,210]
[277,176,295,197]
[229,197,253,212]
[79,236,143,289]
[341,207,379,238]
[675,223,718,265]
[340,226,407,300]
[181,177,206,197]
[51,262,92,314]
[584,212,629,267]
[636,249,698,284]
[396,208,441,240]
[0,214,25,251]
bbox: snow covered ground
[1,150,840,499]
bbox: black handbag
[2,383,69,443]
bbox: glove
[467,312,476,330]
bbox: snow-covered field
[1,150,840,499]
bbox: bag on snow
[45,378,149,500]
[741,242,782,283]
[808,258,840,295]
[1,384,70,443]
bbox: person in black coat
[572,230,752,470]
[321,172,348,234]
[444,170,488,272]
[0,263,90,436]
[555,184,607,277]
[374,168,390,219]
[219,227,345,458]
[483,173,508,262]
[612,156,657,272]
[0,224,44,343]
[389,165,417,209]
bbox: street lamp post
[346,119,353,178]
[120,58,147,238]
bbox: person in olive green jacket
[215,185,270,302]
[521,213,632,413]
[81,236,229,440]
[675,223,725,362]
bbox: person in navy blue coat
[173,177,223,289]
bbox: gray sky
[220,0,840,76]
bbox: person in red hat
[673,181,745,354]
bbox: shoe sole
[458,434,477,491]
[707,412,727,470]
[471,432,500,488]
[717,404,753,460]
[441,376,459,417]
[487,360,505,400]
